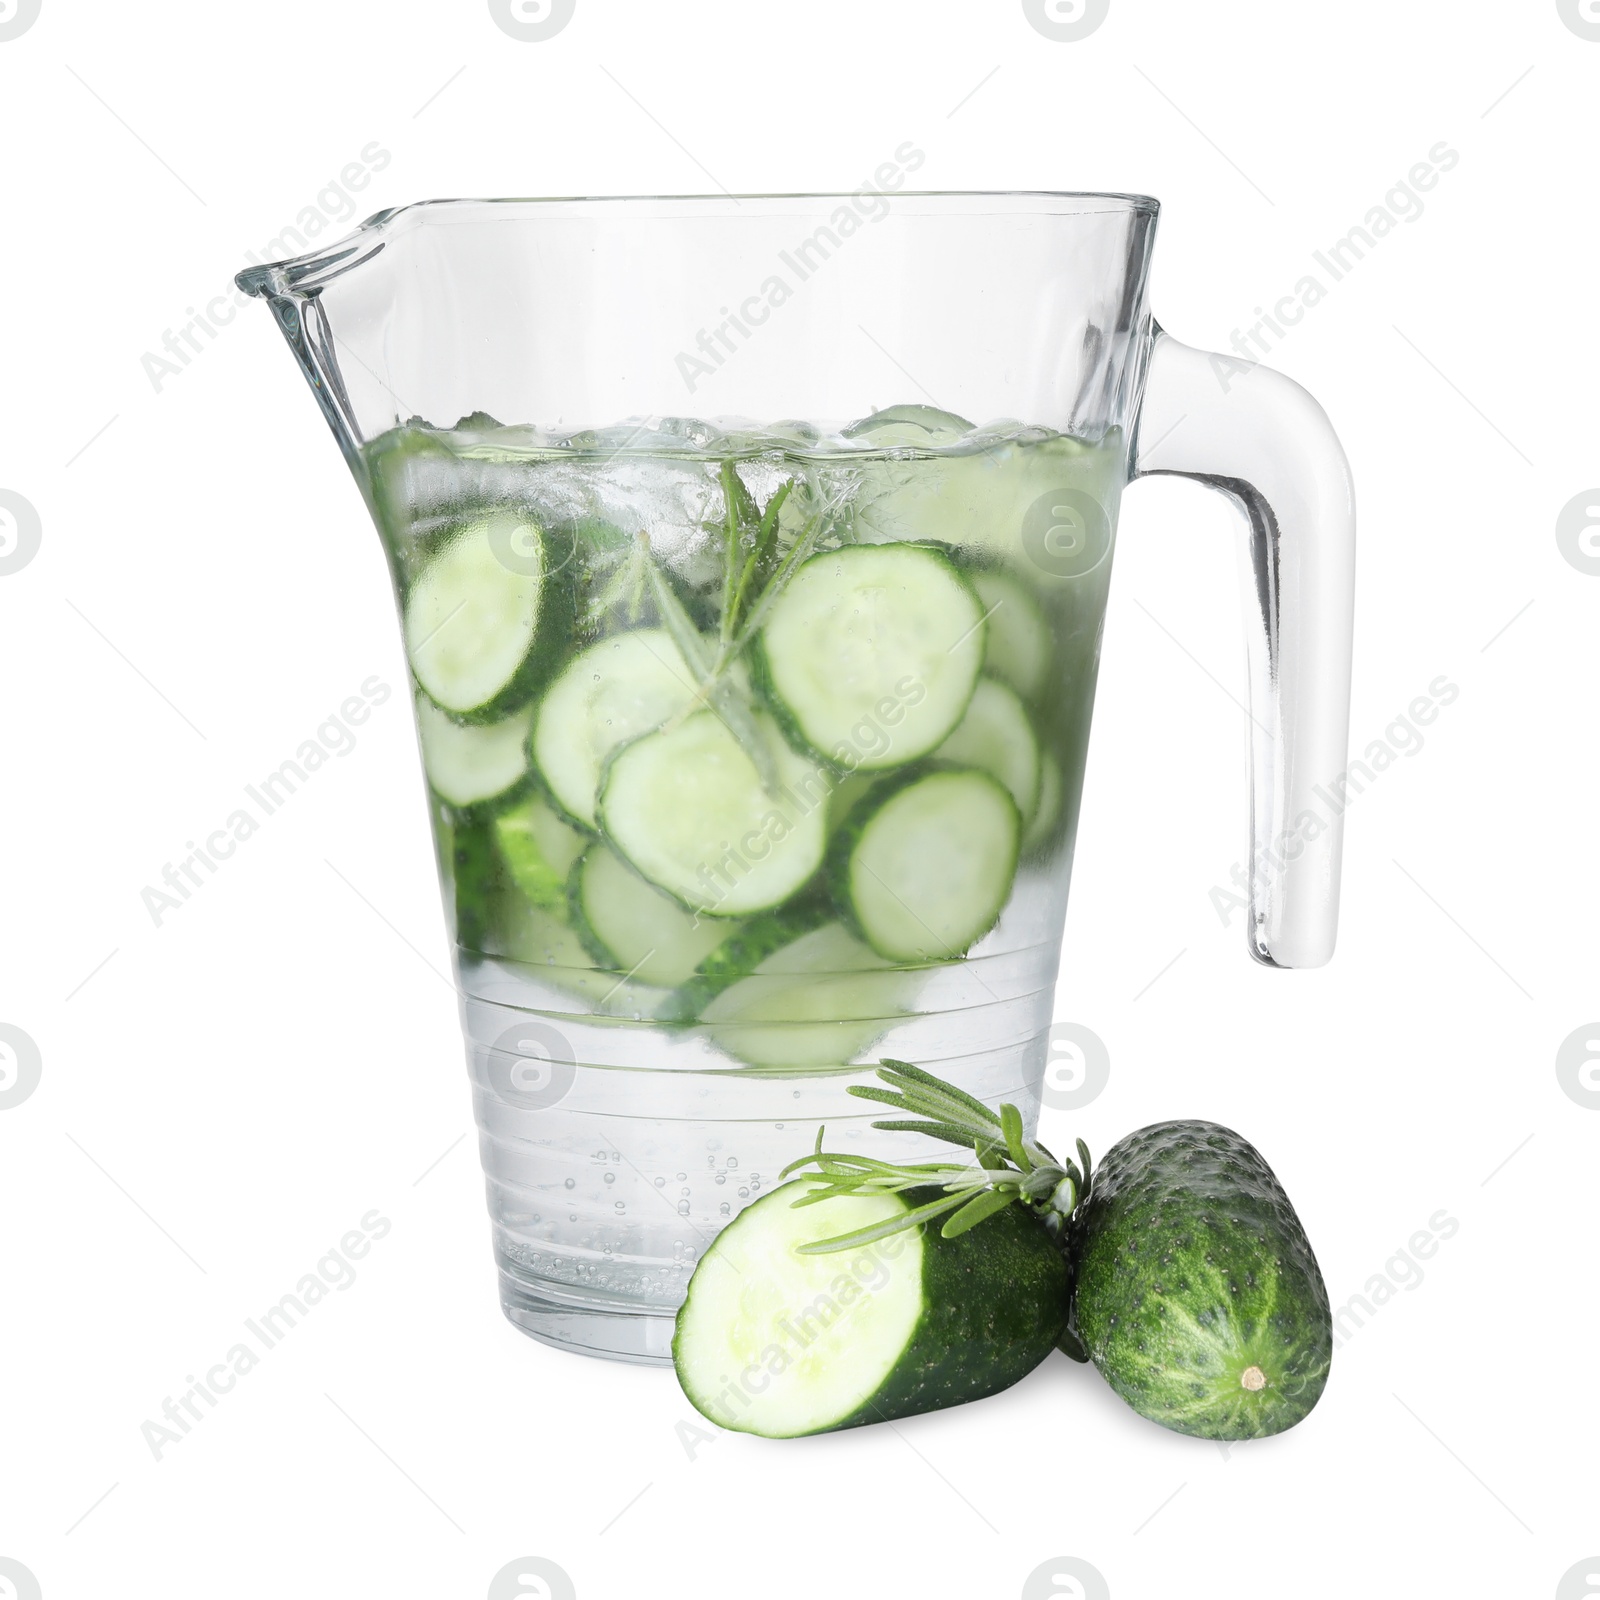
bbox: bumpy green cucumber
[674,1181,1068,1438]
[1068,1121,1333,1441]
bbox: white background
[2,3,1596,1598]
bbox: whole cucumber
[1069,1121,1332,1441]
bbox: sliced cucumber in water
[755,544,984,770]
[532,628,699,829]
[493,793,588,913]
[570,844,734,987]
[671,916,920,1071]
[970,569,1052,699]
[599,709,829,917]
[934,677,1041,823]
[834,766,1019,962]
[1022,752,1064,855]
[415,696,532,810]
[404,513,565,720]
[674,1181,1068,1438]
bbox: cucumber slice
[532,629,699,829]
[933,677,1041,823]
[673,1180,1068,1438]
[970,570,1052,699]
[1022,752,1064,854]
[404,513,564,720]
[493,793,588,913]
[755,544,984,770]
[570,844,734,986]
[599,710,828,917]
[835,767,1019,961]
[673,917,921,1071]
[415,696,532,810]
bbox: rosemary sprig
[779,1058,1091,1254]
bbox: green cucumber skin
[829,1187,1068,1432]
[674,1184,1069,1438]
[565,849,616,969]
[1068,1121,1333,1442]
[448,817,503,952]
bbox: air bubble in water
[564,1178,575,1190]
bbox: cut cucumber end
[674,1184,927,1438]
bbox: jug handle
[1131,328,1356,968]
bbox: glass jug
[237,193,1354,1364]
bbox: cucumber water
[363,406,1123,1320]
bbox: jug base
[498,1268,676,1365]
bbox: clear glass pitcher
[237,193,1354,1364]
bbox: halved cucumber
[933,677,1041,823]
[673,1180,1068,1438]
[754,544,984,770]
[493,793,588,913]
[672,916,922,1071]
[415,696,532,810]
[404,513,566,720]
[570,844,734,986]
[970,569,1052,699]
[834,766,1019,961]
[532,629,700,829]
[599,710,829,917]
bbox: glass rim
[238,190,1160,298]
